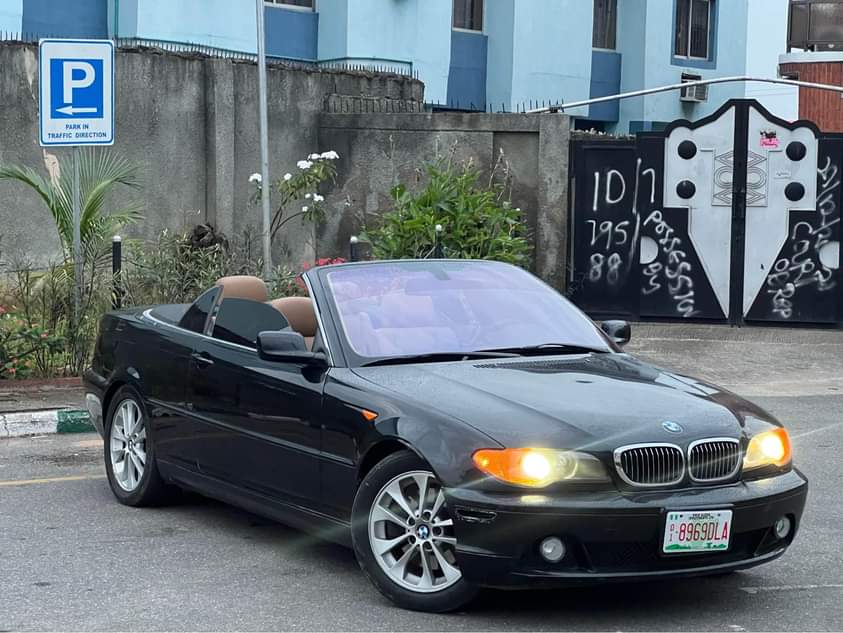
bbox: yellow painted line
[0,474,106,487]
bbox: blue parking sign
[50,58,104,119]
[40,39,114,146]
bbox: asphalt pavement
[1,325,842,631]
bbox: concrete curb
[0,409,94,438]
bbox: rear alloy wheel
[103,386,173,507]
[352,451,478,612]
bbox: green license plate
[663,510,732,553]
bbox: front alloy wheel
[368,471,461,592]
[351,451,478,612]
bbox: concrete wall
[0,42,422,270]
[318,112,572,289]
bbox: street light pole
[255,0,273,278]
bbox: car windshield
[323,261,611,360]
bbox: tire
[351,450,478,612]
[103,385,174,507]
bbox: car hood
[351,353,774,450]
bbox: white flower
[248,173,262,184]
[320,150,339,160]
[297,160,313,170]
[308,153,321,160]
[302,205,309,212]
[313,194,324,203]
[305,193,312,199]
[283,173,292,181]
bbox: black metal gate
[568,99,843,326]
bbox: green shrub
[0,305,64,380]
[363,158,531,266]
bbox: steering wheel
[463,317,525,349]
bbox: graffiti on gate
[586,159,656,286]
[641,210,700,318]
[760,154,841,320]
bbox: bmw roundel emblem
[662,421,684,434]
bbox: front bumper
[447,469,808,588]
[82,368,106,437]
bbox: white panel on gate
[663,107,736,319]
[742,107,819,316]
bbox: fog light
[774,516,792,539]
[539,537,566,563]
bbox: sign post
[255,0,273,279]
[39,39,114,324]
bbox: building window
[675,0,713,59]
[789,0,843,52]
[453,0,483,31]
[593,0,617,49]
[265,0,314,9]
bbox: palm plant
[0,149,143,376]
[0,148,143,265]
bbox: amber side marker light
[743,428,792,471]
[361,409,378,422]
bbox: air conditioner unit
[680,73,708,103]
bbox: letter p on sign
[50,58,104,118]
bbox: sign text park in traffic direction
[39,39,114,146]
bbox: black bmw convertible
[83,259,807,612]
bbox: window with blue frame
[675,0,713,60]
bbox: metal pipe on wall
[526,76,843,115]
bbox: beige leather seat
[216,276,269,302]
[270,297,318,349]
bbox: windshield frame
[309,260,616,368]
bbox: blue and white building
[2,0,797,134]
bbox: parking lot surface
[1,325,842,631]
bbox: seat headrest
[270,297,317,337]
[216,276,268,302]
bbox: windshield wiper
[362,350,520,367]
[476,343,610,356]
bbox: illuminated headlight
[472,448,611,488]
[743,428,792,472]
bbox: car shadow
[162,491,761,620]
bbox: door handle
[191,352,214,367]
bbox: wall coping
[780,51,843,65]
[319,112,568,133]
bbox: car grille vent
[688,439,741,482]
[614,444,684,486]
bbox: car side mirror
[257,331,328,367]
[600,320,631,348]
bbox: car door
[187,297,323,506]
[147,287,220,472]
